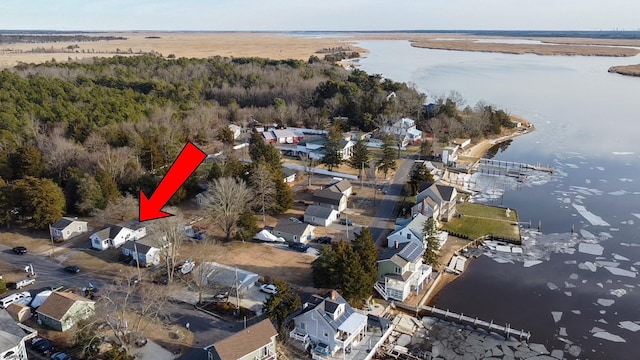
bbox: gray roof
[297,291,356,331]
[313,188,344,206]
[435,184,456,201]
[118,218,146,230]
[283,167,296,178]
[122,238,157,254]
[272,221,312,237]
[328,179,352,194]
[0,310,24,353]
[379,241,425,264]
[51,217,85,229]
[93,225,126,240]
[304,205,336,219]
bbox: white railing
[374,282,388,300]
[289,329,309,344]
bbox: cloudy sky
[1,0,638,31]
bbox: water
[357,40,640,359]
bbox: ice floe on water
[551,311,562,323]
[578,262,597,272]
[564,291,572,296]
[613,254,629,261]
[578,242,603,255]
[592,331,626,342]
[596,299,615,307]
[523,260,542,268]
[572,204,610,226]
[610,289,628,297]
[612,151,635,155]
[632,213,640,219]
[618,321,640,332]
[608,190,627,195]
[547,282,559,290]
[604,266,637,278]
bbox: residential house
[228,124,242,139]
[121,237,161,267]
[90,225,136,250]
[270,221,315,244]
[312,179,352,213]
[338,139,355,160]
[441,146,459,166]
[36,292,95,332]
[415,183,458,222]
[289,291,368,357]
[313,190,346,213]
[283,167,297,184]
[0,309,38,360]
[206,319,277,360]
[386,213,430,249]
[377,242,432,302]
[262,128,302,144]
[452,138,471,149]
[50,217,88,242]
[304,205,339,227]
[383,118,422,146]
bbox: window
[300,322,306,330]
[406,233,411,239]
[395,267,401,274]
[78,225,82,231]
[324,332,329,338]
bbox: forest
[0,54,512,230]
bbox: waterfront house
[206,319,278,360]
[270,221,315,243]
[0,309,38,359]
[415,183,458,222]
[376,242,432,302]
[304,205,339,227]
[383,118,422,146]
[121,237,161,267]
[50,217,88,242]
[386,213,430,249]
[289,291,368,357]
[36,292,95,332]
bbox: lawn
[442,202,521,243]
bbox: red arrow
[139,142,206,221]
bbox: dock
[471,158,553,178]
[418,305,531,342]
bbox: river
[356,40,640,359]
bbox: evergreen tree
[377,134,397,179]
[96,169,121,204]
[312,245,339,288]
[321,125,343,171]
[263,279,301,334]
[423,217,440,267]
[76,174,105,215]
[9,145,45,179]
[351,228,378,287]
[217,126,235,146]
[273,169,294,213]
[13,176,66,229]
[235,211,258,242]
[348,136,370,179]
[420,140,432,160]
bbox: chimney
[331,291,336,301]
[395,241,399,249]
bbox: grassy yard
[442,202,521,243]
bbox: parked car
[316,236,332,244]
[315,342,331,355]
[32,338,54,353]
[12,246,27,254]
[288,242,309,252]
[64,265,80,273]
[260,284,278,295]
[50,351,72,360]
[340,218,354,226]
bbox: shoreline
[608,64,640,77]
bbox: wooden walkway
[418,305,531,342]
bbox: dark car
[32,338,54,353]
[340,218,354,226]
[316,236,332,244]
[288,242,309,252]
[12,246,27,254]
[64,265,80,273]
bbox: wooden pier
[418,305,531,342]
[473,158,553,176]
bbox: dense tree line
[0,54,422,229]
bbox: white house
[270,222,315,244]
[304,205,339,227]
[289,291,368,357]
[0,309,38,359]
[384,118,422,146]
[377,242,432,302]
[387,213,430,249]
[282,168,297,184]
[91,225,132,250]
[206,319,277,360]
[228,124,242,139]
[442,146,459,166]
[452,138,471,149]
[121,238,161,267]
[415,183,458,222]
[50,217,88,242]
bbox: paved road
[368,156,415,246]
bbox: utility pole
[48,224,55,258]
[361,161,364,189]
[133,239,141,280]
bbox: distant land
[2,30,640,75]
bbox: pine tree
[351,228,378,287]
[348,136,370,179]
[321,125,343,171]
[423,217,440,267]
[377,134,397,179]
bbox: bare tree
[205,177,253,241]
[250,163,276,223]
[149,210,186,285]
[93,194,139,224]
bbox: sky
[1,0,638,32]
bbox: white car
[260,284,278,295]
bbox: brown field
[3,32,640,70]
[608,64,640,77]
